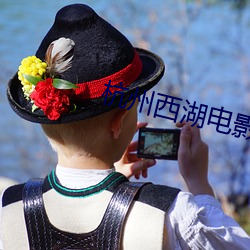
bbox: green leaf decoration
[23,74,42,86]
[53,78,78,89]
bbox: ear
[110,109,128,139]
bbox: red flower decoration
[30,78,72,120]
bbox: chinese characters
[102,81,250,140]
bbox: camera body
[137,127,181,160]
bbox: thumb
[179,123,192,156]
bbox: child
[1,3,250,249]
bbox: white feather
[51,38,75,59]
[45,37,75,76]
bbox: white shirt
[0,165,249,249]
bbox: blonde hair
[41,110,115,156]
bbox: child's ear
[110,109,128,139]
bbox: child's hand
[114,122,156,179]
[176,122,214,196]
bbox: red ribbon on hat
[74,50,142,100]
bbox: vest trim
[48,170,127,198]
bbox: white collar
[55,164,115,189]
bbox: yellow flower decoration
[18,56,47,97]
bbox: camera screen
[137,128,180,160]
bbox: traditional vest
[1,172,180,249]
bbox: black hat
[7,4,164,124]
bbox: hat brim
[7,48,165,124]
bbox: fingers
[130,159,155,178]
[126,122,147,153]
[134,174,140,180]
[132,160,154,179]
[132,159,156,171]
[176,121,202,145]
[177,121,207,169]
[127,141,138,152]
[176,121,185,128]
[142,169,148,178]
[119,158,155,179]
[135,169,148,179]
[126,153,140,163]
[177,121,200,159]
[136,122,148,132]
[128,121,148,152]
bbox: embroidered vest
[2,173,180,249]
[23,178,148,250]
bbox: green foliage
[52,79,78,89]
[23,74,78,90]
[23,74,42,86]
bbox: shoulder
[105,176,181,212]
[133,183,180,212]
[170,191,221,212]
[167,191,221,223]
[2,183,25,207]
[2,178,51,207]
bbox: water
[0,0,250,195]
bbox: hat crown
[55,4,96,26]
[36,4,134,84]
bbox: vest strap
[22,178,52,250]
[98,181,148,249]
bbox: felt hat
[7,4,164,124]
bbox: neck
[54,130,124,170]
[56,142,116,170]
[57,150,114,169]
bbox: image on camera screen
[142,132,174,156]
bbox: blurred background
[0,0,250,231]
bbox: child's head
[7,4,164,145]
[41,100,138,163]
